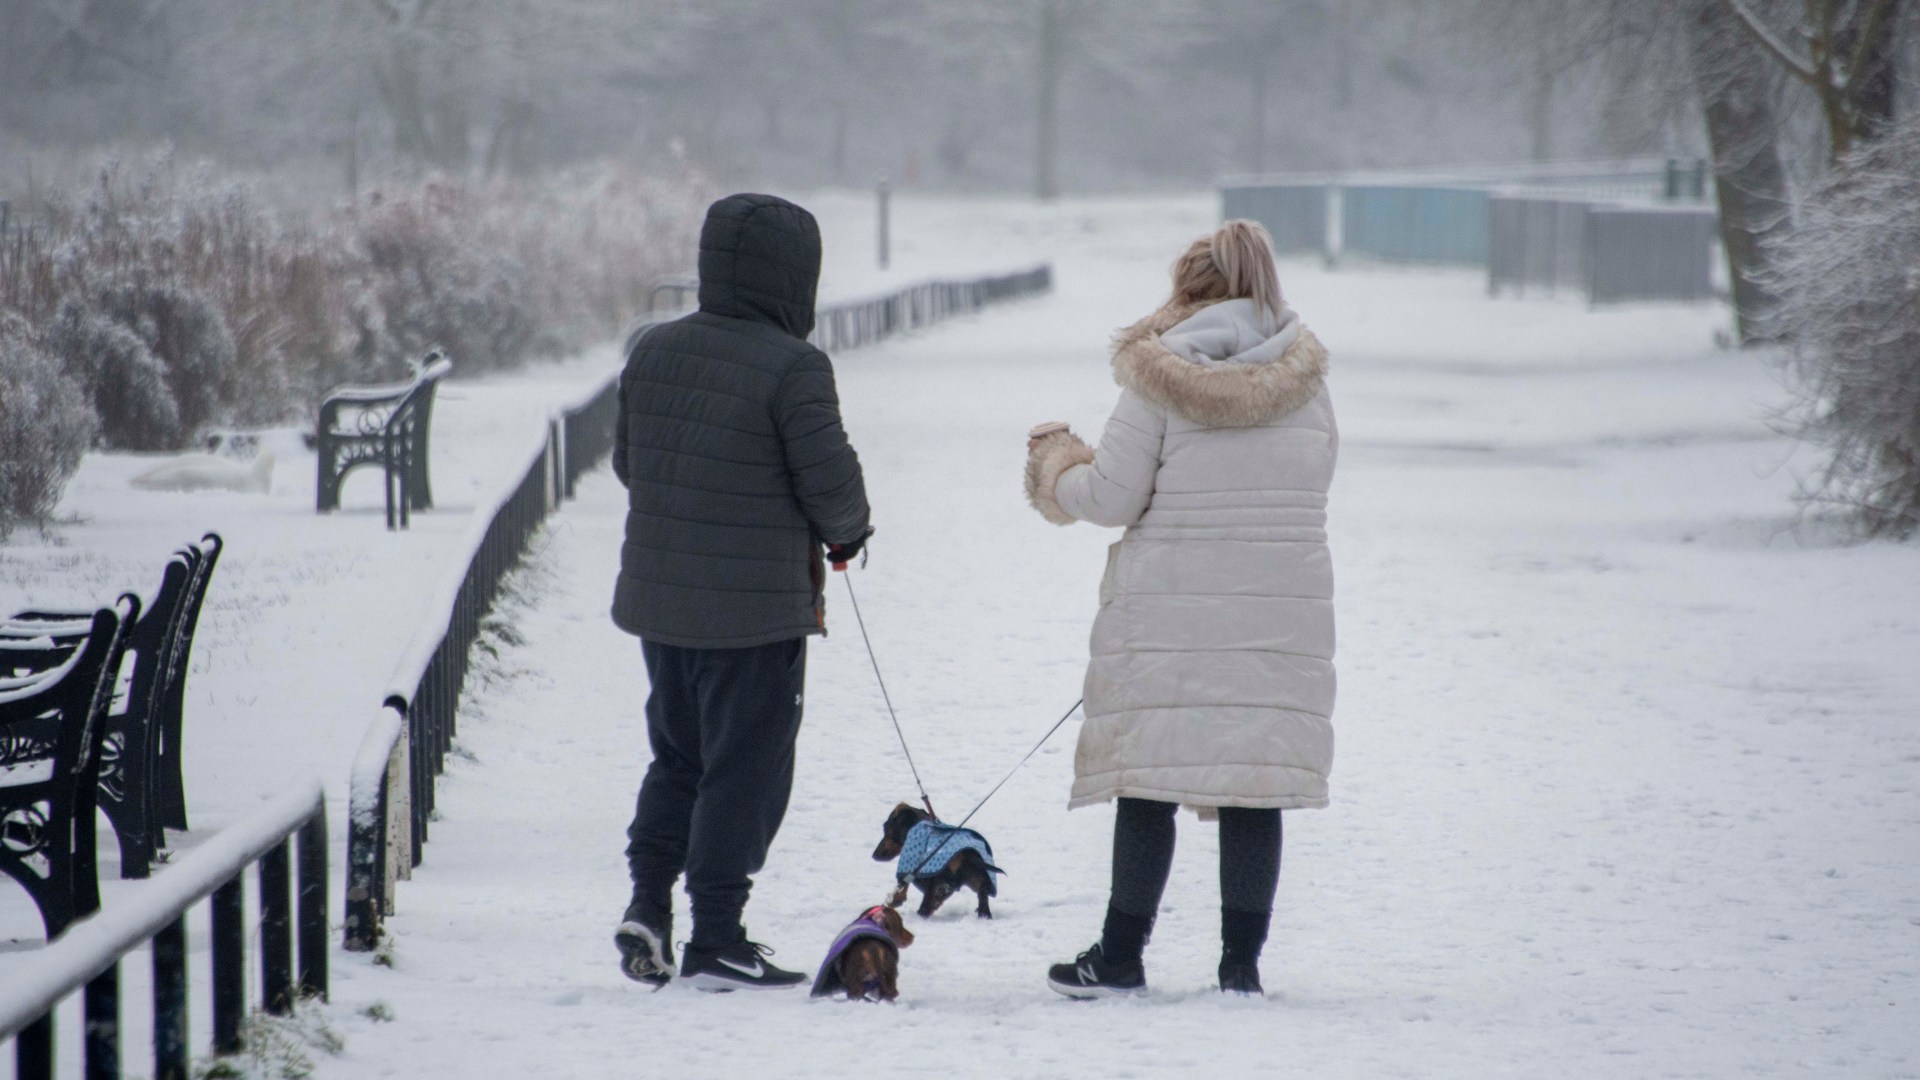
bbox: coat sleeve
[775,349,872,545]
[612,367,631,489]
[1025,391,1165,528]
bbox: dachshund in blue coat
[872,803,1003,919]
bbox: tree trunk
[1529,54,1554,163]
[1693,6,1791,345]
[1839,4,1901,147]
[832,104,849,186]
[1334,3,1353,110]
[1249,60,1268,173]
[1034,0,1063,200]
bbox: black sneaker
[1219,960,1264,996]
[679,939,806,992]
[1046,942,1146,999]
[614,901,674,987]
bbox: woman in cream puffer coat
[1027,220,1336,999]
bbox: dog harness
[894,820,1004,882]
[810,906,901,998]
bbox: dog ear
[880,906,914,947]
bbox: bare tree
[1718,0,1904,161]
[1463,0,1795,343]
[1689,1,1795,343]
[1768,116,1920,536]
[1185,0,1337,173]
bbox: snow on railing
[341,263,1054,950]
[0,778,327,1080]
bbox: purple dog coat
[810,907,901,998]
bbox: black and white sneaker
[678,939,806,992]
[1046,942,1146,999]
[1218,960,1264,997]
[614,901,674,987]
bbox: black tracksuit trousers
[626,637,807,950]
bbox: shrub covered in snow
[352,180,541,376]
[1769,120,1920,539]
[0,152,701,534]
[45,299,184,450]
[0,314,97,534]
[346,165,708,377]
[0,152,704,458]
[45,280,240,449]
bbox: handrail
[342,261,1055,950]
[1,778,328,1078]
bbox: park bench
[316,350,454,530]
[1,534,222,882]
[0,598,136,939]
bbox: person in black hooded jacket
[611,193,871,992]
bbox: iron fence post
[17,1014,51,1080]
[83,962,118,1080]
[260,839,293,1015]
[297,809,329,999]
[152,915,188,1080]
[212,874,245,1051]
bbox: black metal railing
[343,262,1054,950]
[809,265,1053,353]
[0,779,328,1080]
[343,431,557,951]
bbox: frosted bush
[0,315,97,534]
[46,299,183,450]
[95,281,241,439]
[1770,119,1920,538]
[352,180,539,376]
[486,164,711,348]
[4,152,705,440]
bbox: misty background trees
[2,0,1676,201]
[1460,0,1918,535]
[3,0,1919,535]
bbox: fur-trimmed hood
[1111,300,1328,428]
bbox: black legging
[1109,797,1282,920]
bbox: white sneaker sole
[1047,977,1146,1000]
[614,922,672,984]
[680,970,804,993]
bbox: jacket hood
[697,193,821,339]
[1111,300,1328,428]
[1159,297,1301,367]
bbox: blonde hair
[1169,219,1284,321]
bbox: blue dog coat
[894,820,1004,881]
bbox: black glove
[827,527,875,569]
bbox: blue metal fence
[1221,159,1719,304]
[1220,182,1328,256]
[1341,185,1490,266]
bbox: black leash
[949,697,1082,831]
[840,567,938,820]
[896,696,1084,884]
[833,551,1085,887]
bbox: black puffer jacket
[611,193,871,648]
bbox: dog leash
[838,562,938,820]
[948,697,1083,831]
[895,696,1084,884]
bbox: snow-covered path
[311,197,1920,1079]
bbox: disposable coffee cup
[1028,421,1071,439]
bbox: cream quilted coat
[1025,298,1338,811]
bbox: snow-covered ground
[310,194,1912,1078]
[5,190,1917,1078]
